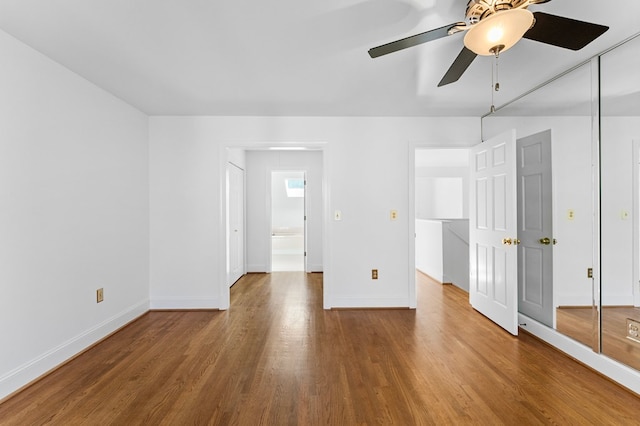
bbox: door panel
[494,248,508,306]
[228,163,245,287]
[476,179,488,229]
[470,130,519,335]
[523,247,543,303]
[494,174,507,230]
[517,130,553,327]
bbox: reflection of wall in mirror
[600,118,638,306]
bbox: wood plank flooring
[1,272,639,425]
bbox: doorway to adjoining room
[414,148,470,293]
[271,171,305,271]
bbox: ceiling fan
[368,0,609,87]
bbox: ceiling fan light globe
[487,27,505,43]
[464,9,534,55]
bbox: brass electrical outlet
[372,269,378,280]
[627,319,640,343]
[97,288,104,303]
[390,210,398,221]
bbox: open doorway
[414,148,470,292]
[271,170,306,272]
[222,148,324,310]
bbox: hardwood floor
[1,272,639,425]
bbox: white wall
[0,30,149,400]
[245,151,322,272]
[149,116,480,309]
[415,220,443,281]
[148,119,220,308]
[442,219,470,291]
[415,149,469,219]
[601,117,639,305]
[483,116,595,307]
[270,171,305,232]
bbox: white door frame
[269,169,307,273]
[409,143,476,309]
[219,143,330,310]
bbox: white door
[228,163,245,287]
[517,130,554,327]
[470,130,519,335]
[303,177,308,272]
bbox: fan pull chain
[490,50,500,113]
[494,51,500,92]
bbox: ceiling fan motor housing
[465,0,532,24]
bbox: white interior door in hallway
[228,162,245,287]
[470,130,519,335]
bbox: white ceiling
[0,0,638,117]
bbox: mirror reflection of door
[517,130,553,328]
[271,171,305,272]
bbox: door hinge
[587,268,593,279]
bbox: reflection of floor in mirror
[556,306,595,348]
[556,306,640,371]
